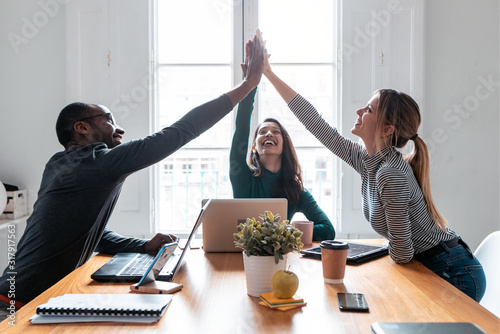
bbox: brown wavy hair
[249,118,304,205]
[375,89,447,230]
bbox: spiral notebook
[30,294,173,324]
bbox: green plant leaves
[233,210,304,264]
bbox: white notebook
[30,294,173,324]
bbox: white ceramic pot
[0,181,7,215]
[242,252,287,297]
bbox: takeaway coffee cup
[293,221,313,245]
[320,240,349,284]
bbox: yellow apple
[272,270,299,298]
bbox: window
[154,0,336,233]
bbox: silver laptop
[201,198,288,253]
[371,322,487,334]
[91,201,208,282]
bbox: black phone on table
[337,293,369,312]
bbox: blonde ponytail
[405,136,447,230]
[375,89,447,231]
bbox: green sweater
[229,88,335,241]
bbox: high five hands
[241,29,266,88]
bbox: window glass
[157,0,231,64]
[158,66,232,147]
[259,65,333,147]
[259,0,333,63]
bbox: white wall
[424,1,499,249]
[0,0,498,250]
[0,0,65,210]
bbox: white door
[66,0,152,238]
[338,0,424,235]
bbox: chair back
[474,230,500,317]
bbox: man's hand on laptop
[145,233,179,255]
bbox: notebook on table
[371,322,487,334]
[201,198,288,253]
[30,294,173,324]
[300,241,388,265]
[91,200,208,282]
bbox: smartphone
[337,293,369,312]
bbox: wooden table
[1,241,499,333]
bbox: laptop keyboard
[300,242,389,263]
[305,243,384,257]
[122,253,154,276]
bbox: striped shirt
[289,94,456,263]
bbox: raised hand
[240,39,251,77]
[263,48,272,77]
[257,33,297,104]
[257,32,272,76]
[244,29,265,88]
[225,30,265,107]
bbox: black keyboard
[300,242,389,264]
[122,253,154,276]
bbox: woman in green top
[229,87,336,241]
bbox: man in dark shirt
[0,32,264,311]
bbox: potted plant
[233,210,304,297]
